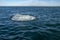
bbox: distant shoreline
[0,6,60,7]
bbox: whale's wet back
[0,7,60,40]
[11,14,36,21]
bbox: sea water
[0,6,60,40]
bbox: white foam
[11,14,36,21]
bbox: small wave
[11,14,36,21]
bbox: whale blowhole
[11,14,36,21]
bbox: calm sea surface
[0,7,60,40]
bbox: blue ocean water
[0,7,60,40]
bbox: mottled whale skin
[11,14,36,21]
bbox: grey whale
[11,14,36,21]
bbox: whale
[11,14,36,21]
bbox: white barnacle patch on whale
[11,14,36,21]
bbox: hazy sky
[0,0,60,6]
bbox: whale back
[11,14,36,21]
